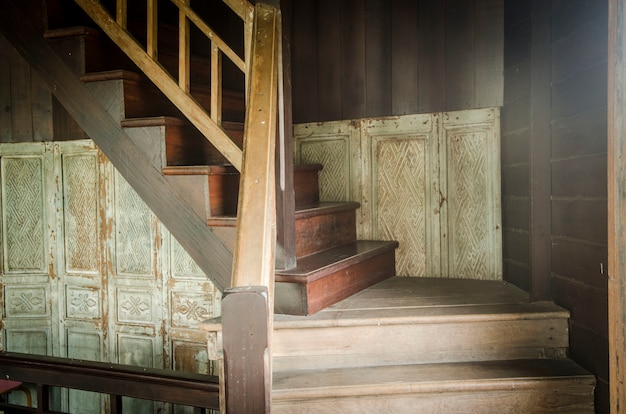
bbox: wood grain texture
[0,0,234,290]
[289,0,503,122]
[272,359,594,414]
[608,1,626,410]
[273,277,569,371]
[274,240,397,315]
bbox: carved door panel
[440,109,502,279]
[56,141,109,412]
[0,143,55,356]
[0,140,219,413]
[361,114,441,277]
[294,108,502,280]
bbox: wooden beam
[0,0,233,291]
[528,0,552,301]
[608,0,626,411]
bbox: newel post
[221,286,271,413]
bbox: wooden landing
[272,359,595,413]
[273,277,571,370]
[272,277,595,412]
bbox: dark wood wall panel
[289,0,504,123]
[417,0,446,113]
[0,35,53,143]
[340,1,366,119]
[503,0,609,410]
[291,0,319,121]
[445,0,475,110]
[364,0,392,117]
[391,0,420,115]
[316,0,341,121]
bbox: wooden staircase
[19,3,596,412]
[43,16,398,316]
[270,277,596,413]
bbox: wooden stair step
[272,359,596,413]
[81,70,181,121]
[272,277,571,370]
[45,26,134,76]
[275,240,398,315]
[204,202,360,257]
[294,163,323,207]
[81,70,245,124]
[163,165,240,218]
[122,117,243,167]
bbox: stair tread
[44,26,101,39]
[272,359,595,399]
[274,277,568,327]
[205,201,361,226]
[275,240,398,282]
[162,164,238,176]
[81,69,143,82]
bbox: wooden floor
[271,277,596,413]
[274,276,566,326]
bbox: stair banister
[73,0,246,170]
[222,3,280,412]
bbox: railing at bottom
[0,352,219,413]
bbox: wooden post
[609,0,626,411]
[221,287,270,413]
[275,0,297,271]
[529,0,552,301]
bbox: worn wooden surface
[295,108,502,280]
[288,0,503,123]
[273,276,569,371]
[272,276,594,413]
[274,240,397,315]
[273,359,594,413]
[222,287,270,414]
[74,0,244,169]
[609,0,626,412]
[0,140,221,412]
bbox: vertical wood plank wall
[502,1,609,412]
[287,0,504,123]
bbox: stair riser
[274,248,396,315]
[273,318,569,371]
[48,32,131,76]
[295,209,356,257]
[272,384,595,414]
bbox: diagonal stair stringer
[0,0,233,291]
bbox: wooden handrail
[231,5,279,289]
[73,0,247,170]
[0,352,219,412]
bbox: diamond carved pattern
[375,139,428,276]
[115,173,152,276]
[66,286,100,319]
[300,139,349,202]
[5,286,47,316]
[171,237,203,279]
[64,155,98,272]
[171,292,213,328]
[448,132,489,278]
[117,289,152,323]
[4,158,45,272]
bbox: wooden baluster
[147,0,158,59]
[115,0,127,28]
[110,394,122,414]
[211,42,222,125]
[178,0,190,92]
